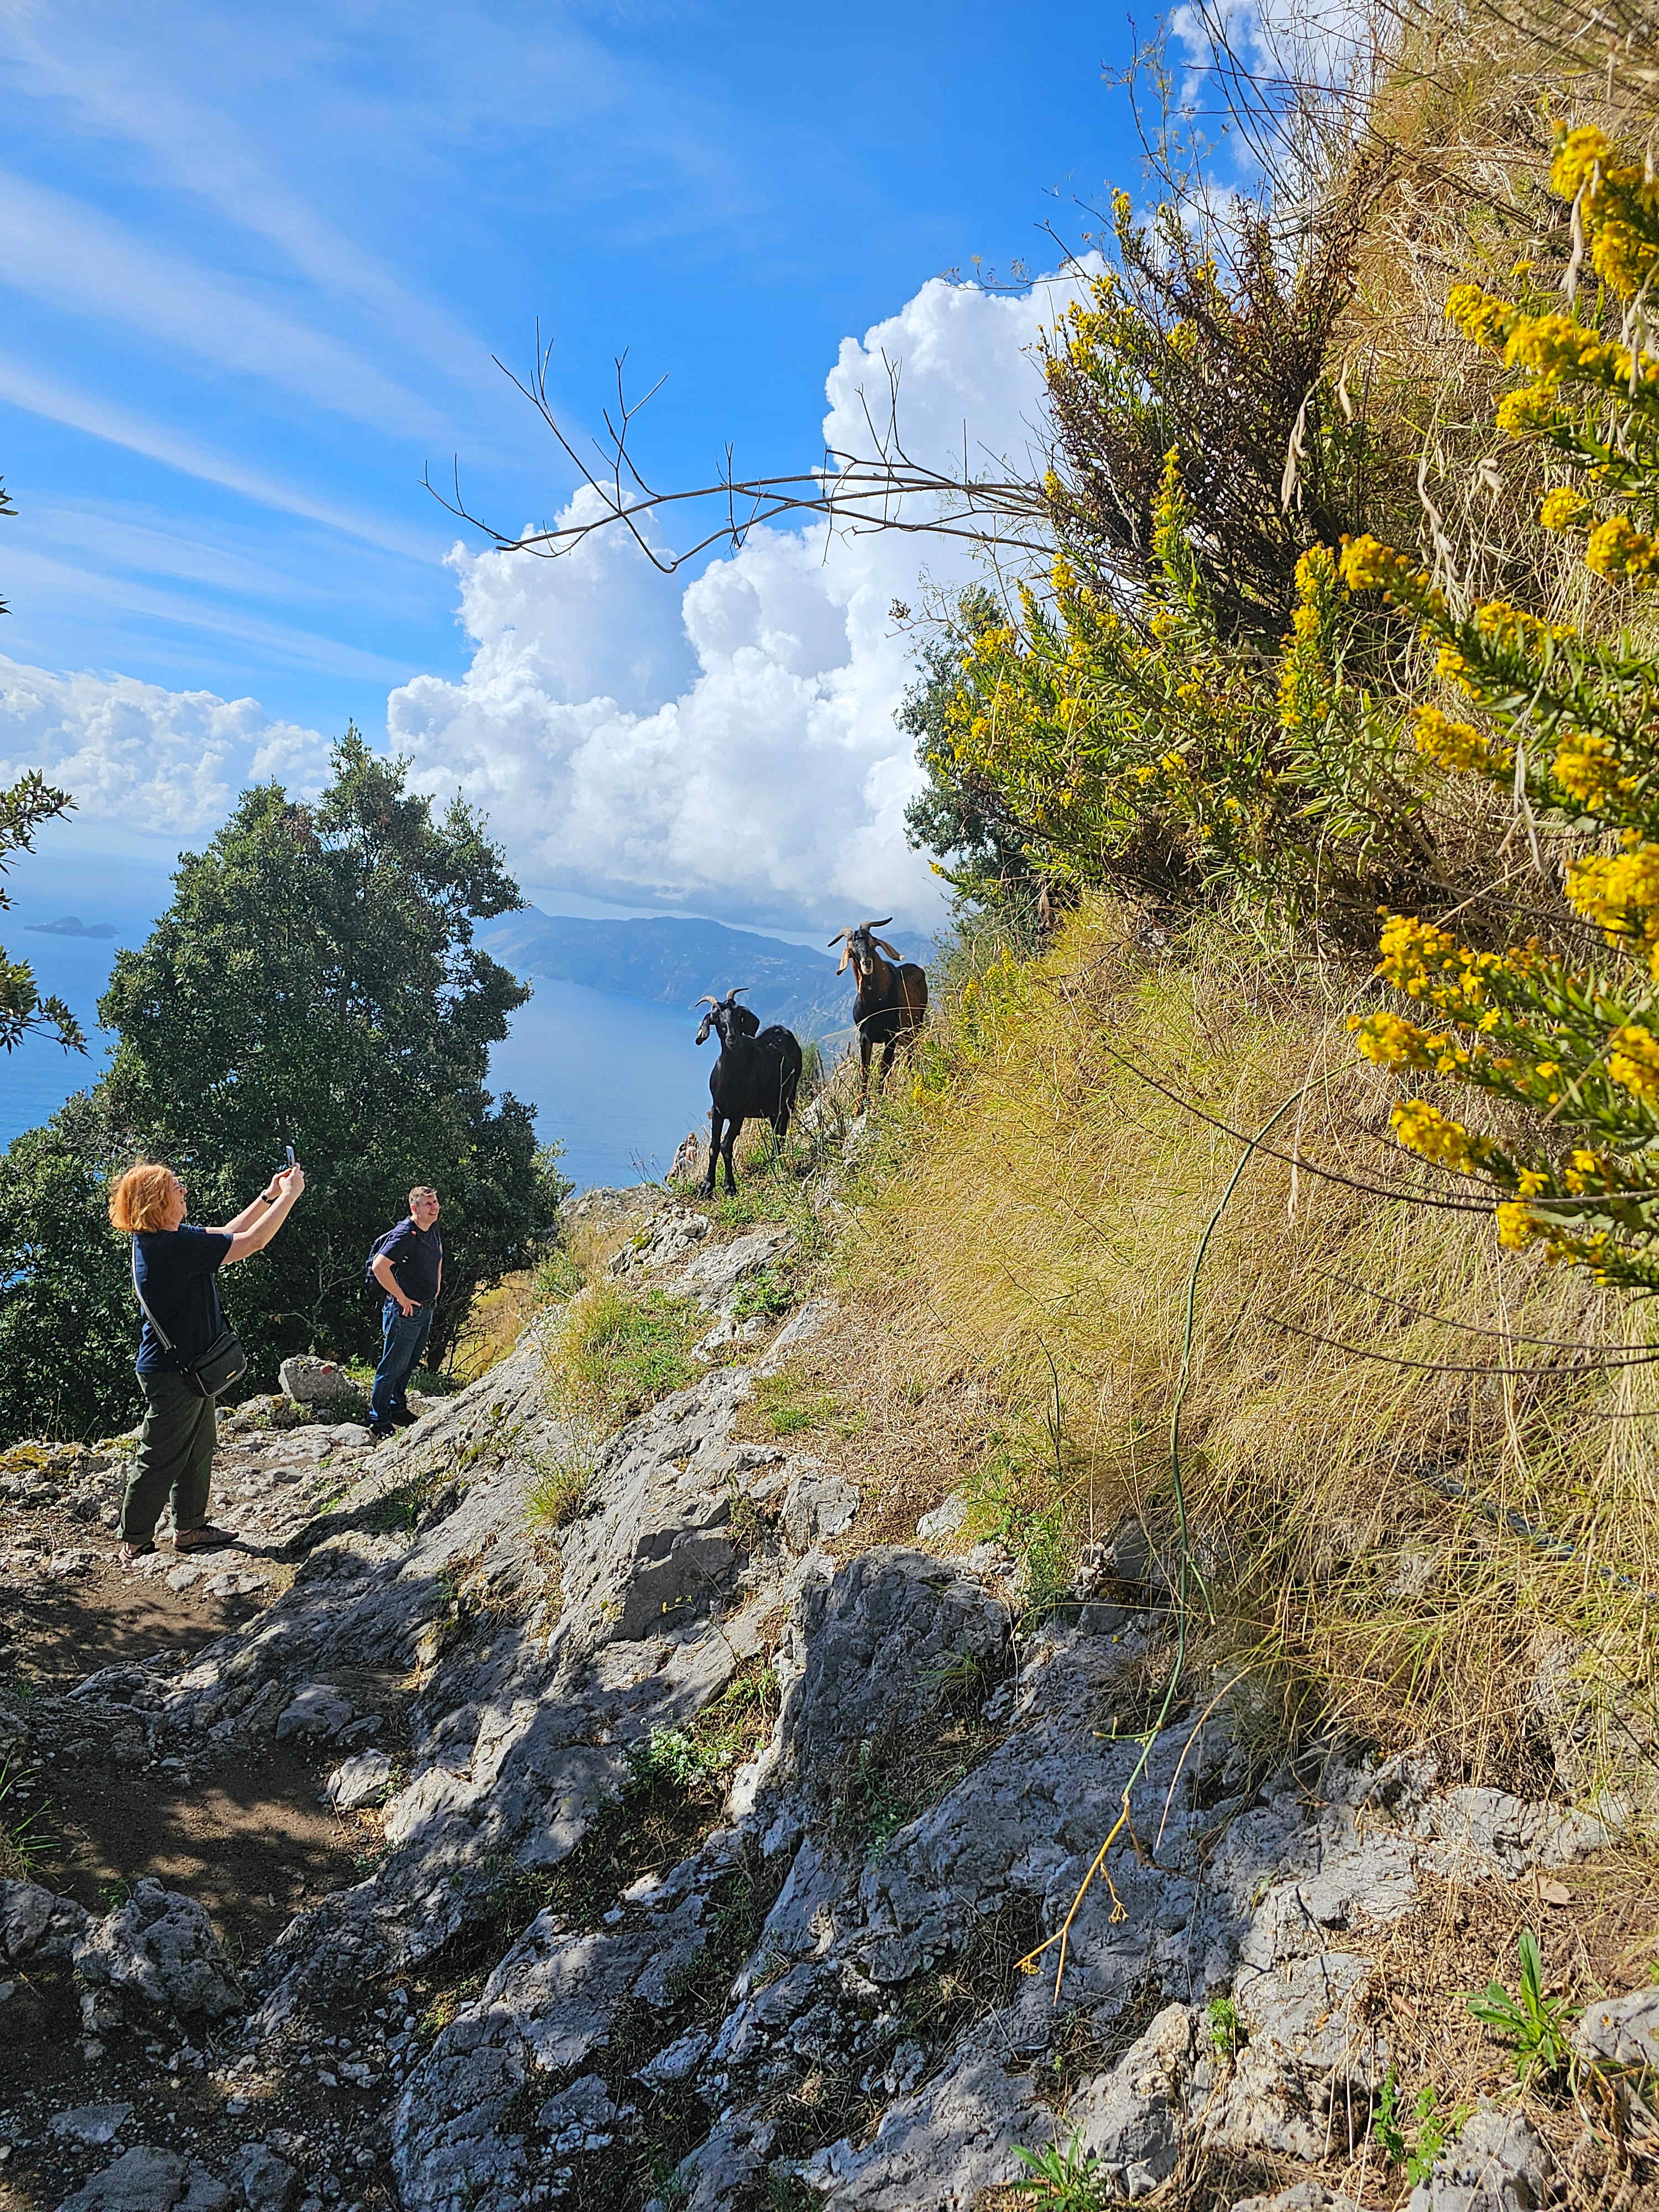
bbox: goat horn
[693,994,719,1009]
[826,927,849,947]
[864,917,894,931]
[725,986,751,1001]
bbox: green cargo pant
[118,1368,217,1546]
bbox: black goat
[827,917,928,1105]
[693,988,803,1194]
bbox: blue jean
[371,1298,432,1425]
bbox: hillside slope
[2,1162,1653,2211]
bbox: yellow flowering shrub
[946,457,1426,925]
[1338,127,1659,1292]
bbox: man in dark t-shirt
[368,1185,444,1438]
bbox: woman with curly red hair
[108,1157,305,1564]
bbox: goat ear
[872,937,902,960]
[836,943,852,975]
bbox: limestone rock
[800,2031,1048,2207]
[757,1297,836,1373]
[59,2148,229,2212]
[277,1356,364,1411]
[1406,2109,1556,2212]
[1573,1985,1659,2071]
[608,1207,710,1277]
[324,1747,395,1811]
[780,1470,859,1551]
[233,2143,298,2212]
[1070,2002,1193,2193]
[776,1548,1010,1799]
[73,1877,243,2021]
[275,1684,355,1741]
[666,1223,792,1313]
[48,2102,133,2145]
[1,1876,91,1963]
[916,1493,967,1542]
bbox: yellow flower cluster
[1445,284,1515,347]
[1540,486,1593,532]
[1350,1009,1433,1067]
[1339,536,1420,594]
[1609,1024,1659,1104]
[1563,1146,1614,1195]
[1586,514,1659,587]
[1551,727,1632,808]
[1506,312,1620,382]
[1495,387,1566,437]
[1566,844,1659,969]
[1412,703,1512,776]
[1549,124,1659,302]
[1496,1201,1544,1251]
[1390,1098,1494,1173]
[1550,124,1615,196]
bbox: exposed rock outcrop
[3,1188,1652,2210]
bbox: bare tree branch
[424,328,1057,575]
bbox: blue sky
[0,1,1148,930]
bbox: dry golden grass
[447,1269,544,1383]
[834,897,1659,1795]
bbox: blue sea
[2,905,714,1193]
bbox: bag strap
[131,1241,178,1357]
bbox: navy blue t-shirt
[379,1218,442,1305]
[134,1225,233,1373]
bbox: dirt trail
[1,1432,386,2211]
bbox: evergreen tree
[0,732,567,1442]
[0,1093,134,1441]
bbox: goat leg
[702,1112,723,1196]
[723,1116,743,1194]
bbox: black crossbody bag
[131,1246,249,1401]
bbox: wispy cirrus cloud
[0,168,448,438]
[0,0,501,396]
[6,548,414,682]
[0,350,440,561]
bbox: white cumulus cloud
[392,272,1085,931]
[1,269,1086,928]
[0,658,329,834]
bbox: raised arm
[215,1175,285,1237]
[221,1165,305,1264]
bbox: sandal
[118,1541,155,1564]
[173,1524,237,1552]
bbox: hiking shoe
[370,1422,396,1443]
[173,1524,237,1552]
[119,1540,155,1565]
[389,1406,418,1428]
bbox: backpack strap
[131,1241,177,1357]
